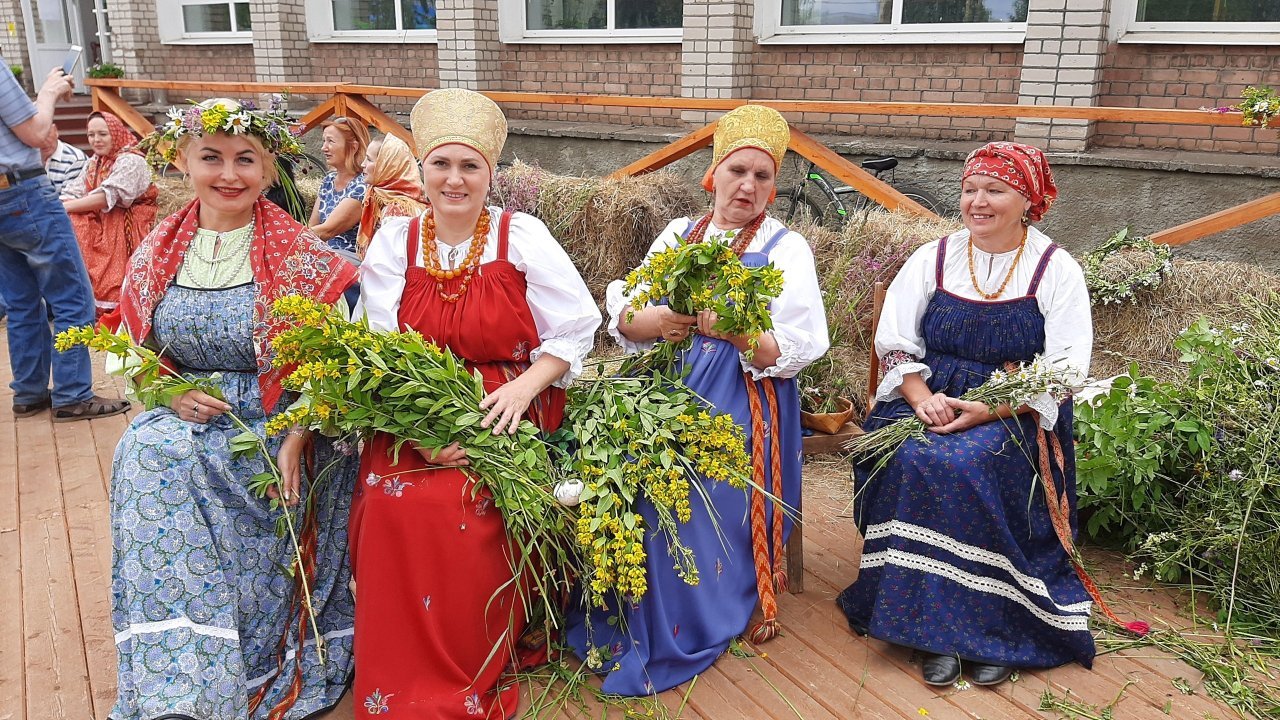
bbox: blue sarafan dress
[837,234,1095,669]
[109,284,357,720]
[567,218,827,695]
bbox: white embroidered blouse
[358,208,601,387]
[604,216,830,380]
[59,153,154,210]
[874,226,1092,429]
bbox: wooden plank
[54,420,118,718]
[608,122,717,179]
[801,422,864,456]
[86,78,343,95]
[1149,191,1280,247]
[16,416,94,720]
[85,80,1280,128]
[342,94,414,148]
[91,88,155,138]
[716,648,839,719]
[0,356,25,720]
[296,97,338,136]
[789,128,935,218]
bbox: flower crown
[139,96,305,171]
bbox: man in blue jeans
[0,61,128,421]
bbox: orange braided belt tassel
[744,374,788,644]
[1034,415,1150,637]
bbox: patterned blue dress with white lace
[109,283,357,720]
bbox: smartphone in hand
[61,45,83,76]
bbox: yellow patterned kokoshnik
[711,104,790,171]
[410,88,508,171]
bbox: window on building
[499,0,680,41]
[525,0,680,30]
[781,0,1026,25]
[1135,0,1278,22]
[331,0,437,31]
[180,1,251,33]
[158,0,252,42]
[1117,0,1280,43]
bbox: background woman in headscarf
[566,104,829,695]
[836,141,1094,687]
[354,88,599,718]
[355,134,426,260]
[107,98,359,720]
[60,111,158,316]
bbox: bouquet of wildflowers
[554,368,752,608]
[846,355,1081,473]
[623,232,784,369]
[1237,86,1280,131]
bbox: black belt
[0,167,46,190]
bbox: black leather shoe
[968,662,1013,686]
[921,653,962,686]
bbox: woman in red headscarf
[836,142,1095,687]
[61,111,159,316]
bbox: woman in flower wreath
[836,142,1094,687]
[565,104,829,695]
[60,110,159,317]
[353,88,599,718]
[108,98,359,720]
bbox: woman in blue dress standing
[567,105,830,695]
[836,142,1095,687]
[107,98,360,720]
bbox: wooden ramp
[0,324,1241,720]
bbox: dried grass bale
[1092,259,1280,380]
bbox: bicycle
[777,156,949,227]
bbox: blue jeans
[0,175,96,407]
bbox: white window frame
[157,0,252,45]
[755,0,1026,45]
[305,0,438,43]
[1111,0,1280,44]
[497,0,681,44]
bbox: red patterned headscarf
[119,196,358,412]
[961,141,1058,223]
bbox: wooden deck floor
[0,323,1242,720]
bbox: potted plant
[87,62,125,79]
[798,369,854,435]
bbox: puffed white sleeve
[604,218,687,354]
[741,231,830,379]
[1027,249,1093,429]
[357,216,411,331]
[99,154,154,210]
[507,213,602,387]
[873,241,938,402]
[58,161,89,199]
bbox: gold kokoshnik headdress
[701,104,791,193]
[410,88,508,172]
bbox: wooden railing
[87,78,1280,243]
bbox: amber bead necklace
[687,211,767,255]
[967,224,1028,300]
[420,209,491,303]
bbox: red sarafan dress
[350,211,565,719]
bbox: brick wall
[0,0,30,88]
[1095,44,1280,155]
[309,44,439,116]
[496,45,682,126]
[156,45,256,82]
[751,45,1022,142]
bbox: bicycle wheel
[891,184,951,217]
[776,189,825,226]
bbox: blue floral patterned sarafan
[109,284,357,720]
[566,223,802,695]
[837,235,1096,670]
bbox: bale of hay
[1091,259,1280,380]
[491,161,703,301]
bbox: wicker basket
[800,396,854,435]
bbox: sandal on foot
[52,395,130,423]
[12,398,52,418]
